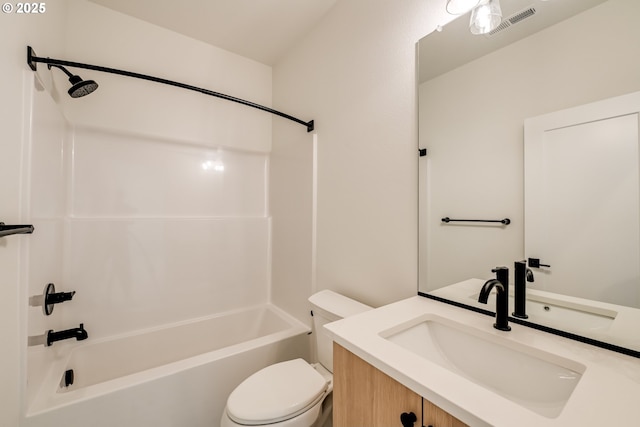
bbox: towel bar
[441,217,510,225]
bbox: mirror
[418,0,640,354]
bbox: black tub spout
[46,323,88,346]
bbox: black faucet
[46,323,88,346]
[478,267,511,331]
[512,260,534,319]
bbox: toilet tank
[308,290,371,372]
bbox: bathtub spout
[47,323,88,346]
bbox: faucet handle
[528,257,550,268]
[526,269,535,282]
[43,283,76,316]
[490,266,509,290]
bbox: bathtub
[24,304,310,427]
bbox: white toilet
[220,290,371,427]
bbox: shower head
[67,75,99,98]
[47,64,98,98]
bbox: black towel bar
[441,217,510,225]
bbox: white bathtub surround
[325,297,640,426]
[70,127,269,218]
[34,126,272,339]
[25,75,277,394]
[25,304,309,426]
[24,93,306,423]
[21,2,300,424]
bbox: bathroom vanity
[333,343,466,427]
[326,296,640,426]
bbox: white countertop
[325,295,640,426]
[430,278,640,351]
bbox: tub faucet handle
[42,283,76,315]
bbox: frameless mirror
[418,0,640,355]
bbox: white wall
[0,3,69,425]
[60,0,272,151]
[419,0,640,291]
[270,0,454,317]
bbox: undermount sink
[467,291,617,332]
[381,315,585,419]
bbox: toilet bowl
[220,359,332,427]
[220,290,371,427]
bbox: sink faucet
[478,267,511,331]
[46,323,88,346]
[512,260,534,319]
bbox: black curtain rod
[27,46,314,132]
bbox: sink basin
[467,291,617,332]
[381,315,585,418]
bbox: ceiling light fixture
[446,0,481,15]
[469,0,502,35]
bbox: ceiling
[87,0,338,66]
[418,0,607,83]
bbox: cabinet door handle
[400,412,417,427]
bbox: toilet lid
[226,359,328,425]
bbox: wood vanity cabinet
[333,343,468,427]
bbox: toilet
[220,290,371,427]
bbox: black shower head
[47,64,98,98]
[67,75,98,98]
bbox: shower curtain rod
[27,46,314,132]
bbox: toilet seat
[226,359,329,426]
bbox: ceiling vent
[487,6,537,37]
